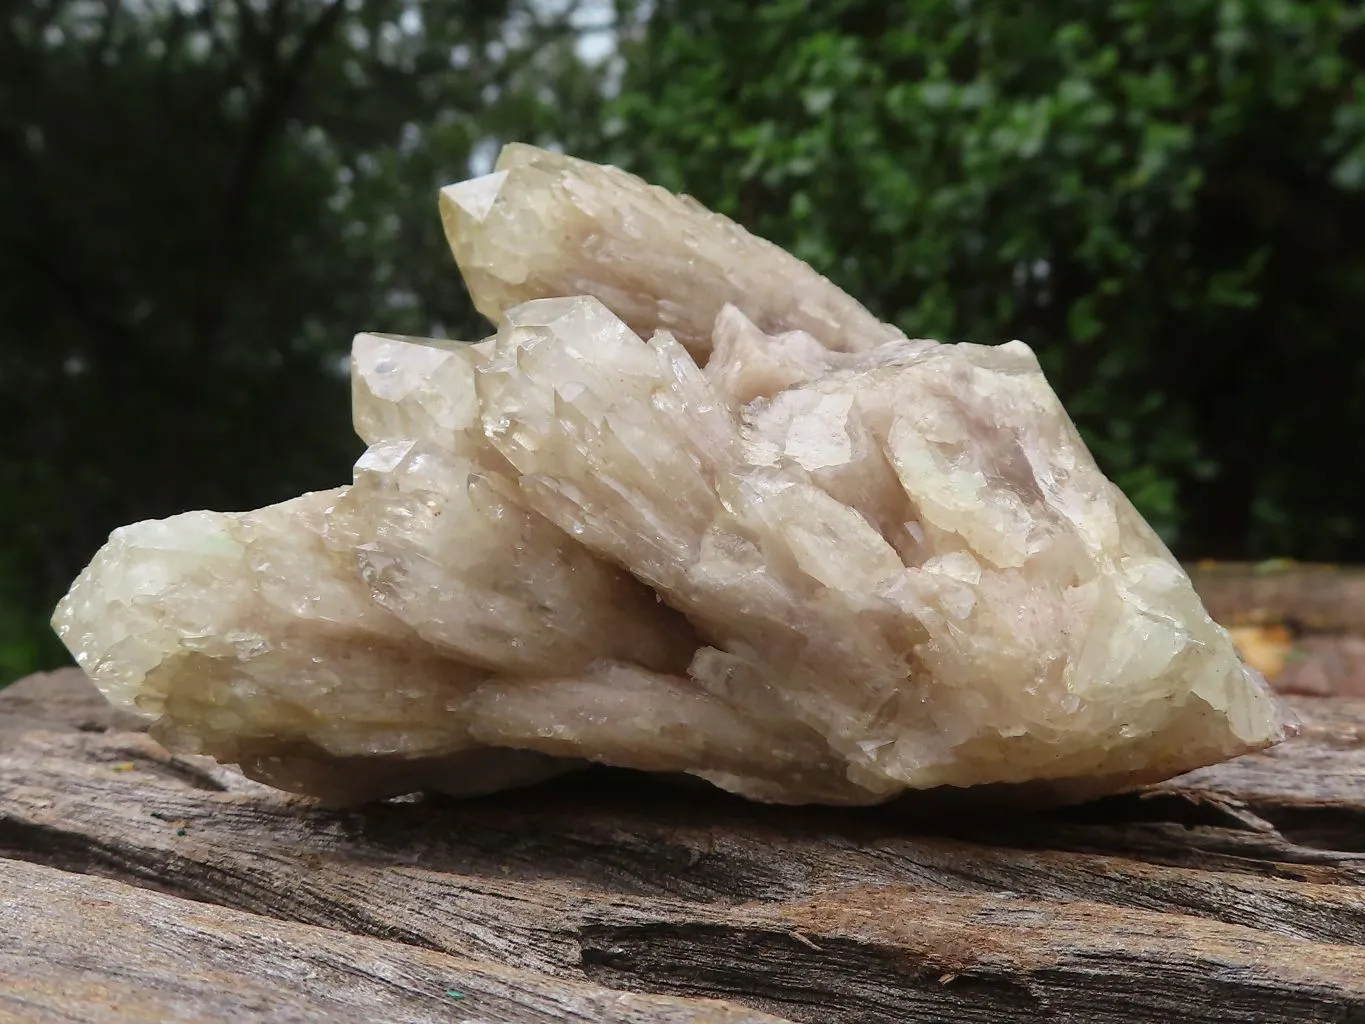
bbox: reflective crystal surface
[440,144,905,360]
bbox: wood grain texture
[0,858,790,1024]
[3,672,1365,1022]
[579,889,1365,1024]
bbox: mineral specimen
[52,146,1290,806]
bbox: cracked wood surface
[0,858,787,1024]
[2,669,1365,1023]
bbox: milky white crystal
[440,144,906,360]
[475,296,1285,797]
[51,145,1289,806]
[47,489,547,798]
[339,331,696,678]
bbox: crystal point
[440,145,905,359]
[53,145,1289,806]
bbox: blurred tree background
[2,0,1364,683]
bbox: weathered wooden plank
[1,719,1364,958]
[0,668,146,736]
[4,681,1363,873]
[577,887,1365,1024]
[1148,696,1365,854]
[0,858,791,1024]
[6,672,1365,1023]
[6,741,1365,1024]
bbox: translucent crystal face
[51,146,1289,806]
[440,143,906,359]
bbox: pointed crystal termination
[52,144,1291,806]
[350,332,492,456]
[326,438,698,678]
[48,491,505,778]
[341,330,699,678]
[439,143,907,360]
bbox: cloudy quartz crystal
[52,146,1289,805]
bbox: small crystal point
[52,145,1290,806]
[443,169,508,223]
[350,331,490,454]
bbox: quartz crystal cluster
[52,144,1290,805]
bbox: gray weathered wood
[0,858,790,1024]
[3,671,1365,1022]
[0,667,147,736]
[4,727,1365,949]
[579,888,1365,1024]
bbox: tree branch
[218,0,345,240]
[21,244,132,349]
[89,0,119,73]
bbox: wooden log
[0,858,788,1024]
[2,724,1365,945]
[578,888,1365,1024]
[3,671,1365,1022]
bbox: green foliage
[604,0,1365,557]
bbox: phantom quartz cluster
[53,144,1290,805]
